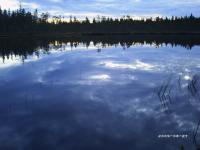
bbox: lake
[0,35,200,150]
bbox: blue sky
[1,0,200,19]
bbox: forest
[0,7,200,35]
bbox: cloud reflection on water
[0,43,200,149]
[89,74,111,81]
[97,59,156,71]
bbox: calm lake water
[0,36,200,150]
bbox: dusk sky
[1,0,200,19]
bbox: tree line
[0,7,200,34]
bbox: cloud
[1,0,200,17]
[0,0,40,10]
[0,0,19,10]
[48,0,63,3]
[22,2,40,9]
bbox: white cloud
[0,0,40,10]
[22,2,40,9]
[1,0,200,17]
[0,0,19,10]
[48,0,63,3]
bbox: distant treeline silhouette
[0,35,200,62]
[0,7,200,35]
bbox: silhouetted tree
[0,7,199,34]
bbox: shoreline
[1,32,200,38]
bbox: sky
[0,0,200,19]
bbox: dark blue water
[0,41,200,150]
